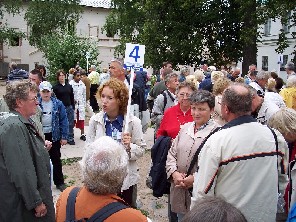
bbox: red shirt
[156,103,193,139]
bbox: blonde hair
[268,108,296,135]
[235,77,245,83]
[267,78,276,91]
[213,77,232,96]
[193,70,205,82]
[211,71,224,83]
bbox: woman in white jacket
[86,78,146,207]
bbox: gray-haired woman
[166,90,220,221]
[0,80,55,221]
[55,136,148,221]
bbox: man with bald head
[191,83,288,221]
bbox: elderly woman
[56,136,148,221]
[157,81,196,139]
[0,80,55,221]
[87,78,146,207]
[265,78,286,108]
[166,90,220,221]
[212,77,232,125]
[268,108,296,211]
[280,75,296,110]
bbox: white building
[0,0,118,75]
[238,13,295,81]
[257,14,295,80]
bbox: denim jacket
[38,96,69,142]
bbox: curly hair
[213,78,232,96]
[97,78,129,115]
[4,80,38,111]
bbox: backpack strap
[162,90,175,112]
[162,91,167,113]
[87,201,128,222]
[186,127,221,176]
[66,187,81,222]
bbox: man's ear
[15,98,23,108]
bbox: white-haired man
[249,70,270,97]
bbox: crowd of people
[0,59,296,222]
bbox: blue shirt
[104,113,124,142]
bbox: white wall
[1,4,119,73]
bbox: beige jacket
[86,111,146,191]
[191,120,288,222]
[166,120,219,214]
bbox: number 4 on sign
[124,43,145,66]
[129,46,140,62]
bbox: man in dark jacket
[7,62,29,82]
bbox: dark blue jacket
[38,97,69,142]
[150,136,171,197]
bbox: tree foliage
[24,0,83,48]
[40,34,100,82]
[0,0,24,42]
[103,0,296,71]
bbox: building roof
[80,0,111,8]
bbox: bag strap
[66,187,81,221]
[88,201,128,222]
[186,127,221,176]
[269,127,280,192]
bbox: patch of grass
[138,208,149,217]
[61,157,82,165]
[63,175,68,179]
[68,179,76,186]
[155,201,164,209]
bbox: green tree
[0,0,25,43]
[103,0,295,71]
[24,0,82,48]
[40,34,100,82]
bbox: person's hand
[35,202,47,218]
[44,140,52,151]
[172,171,185,186]
[60,139,67,146]
[122,132,131,152]
[182,175,194,189]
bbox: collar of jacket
[185,119,217,139]
[92,111,134,126]
[222,115,257,130]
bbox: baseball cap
[39,81,52,91]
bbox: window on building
[280,55,289,71]
[282,11,291,33]
[262,56,268,71]
[10,35,21,47]
[264,18,271,36]
[67,20,76,34]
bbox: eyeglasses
[179,93,192,98]
[27,96,38,102]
